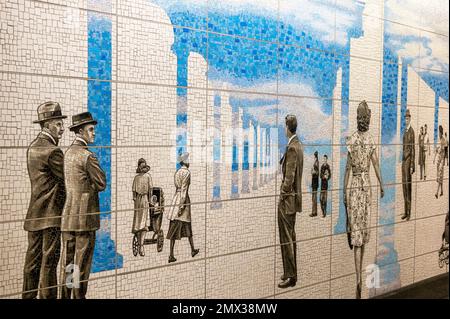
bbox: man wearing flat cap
[166,152,199,263]
[23,101,67,299]
[60,112,106,299]
[402,109,415,221]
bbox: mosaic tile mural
[0,0,448,299]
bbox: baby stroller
[132,187,165,256]
[438,211,449,268]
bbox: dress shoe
[401,214,408,220]
[280,274,287,281]
[168,255,177,263]
[309,213,317,217]
[191,249,200,257]
[278,277,296,289]
[435,193,439,199]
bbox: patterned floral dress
[436,137,446,184]
[346,131,376,247]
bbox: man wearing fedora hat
[166,152,199,263]
[23,101,67,299]
[60,112,106,299]
[402,109,415,221]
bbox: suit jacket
[311,159,319,191]
[402,125,415,172]
[61,139,106,232]
[280,135,304,214]
[24,132,66,231]
[320,163,331,190]
[168,166,191,223]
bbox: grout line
[114,0,119,299]
[262,248,445,299]
[204,2,209,299]
[1,178,448,225]
[0,141,444,150]
[1,69,447,110]
[273,0,280,297]
[23,0,450,48]
[3,244,443,299]
[329,1,337,296]
[1,208,445,276]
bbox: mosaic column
[247,120,254,192]
[231,106,241,198]
[253,123,260,190]
[211,93,222,209]
[259,126,265,186]
[87,0,123,272]
[241,112,250,194]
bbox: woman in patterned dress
[433,125,445,198]
[343,101,384,299]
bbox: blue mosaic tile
[278,45,338,99]
[208,0,279,42]
[207,33,278,92]
[150,0,208,30]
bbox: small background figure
[166,152,199,263]
[320,154,331,218]
[444,132,449,166]
[309,151,320,217]
[401,109,415,221]
[132,158,153,256]
[433,125,446,199]
[418,126,425,180]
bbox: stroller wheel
[132,234,139,257]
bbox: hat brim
[33,115,68,124]
[69,119,98,131]
[178,155,190,163]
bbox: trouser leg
[73,231,96,299]
[60,232,76,299]
[311,191,317,216]
[38,227,61,299]
[320,190,327,216]
[402,160,411,216]
[278,202,297,279]
[22,230,43,299]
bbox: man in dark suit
[320,154,331,218]
[23,101,67,299]
[278,114,303,289]
[60,112,106,299]
[402,109,415,221]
